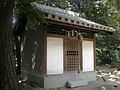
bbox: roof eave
[45,15,115,33]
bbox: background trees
[14,0,45,75]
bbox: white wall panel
[47,37,63,75]
[82,40,94,72]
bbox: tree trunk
[0,1,20,90]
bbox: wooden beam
[46,17,113,33]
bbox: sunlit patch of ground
[97,66,120,84]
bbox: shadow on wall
[21,28,44,75]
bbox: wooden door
[64,38,80,72]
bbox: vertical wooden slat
[64,37,67,72]
[78,39,81,73]
[80,39,83,71]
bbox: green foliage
[96,32,120,65]
[14,0,45,32]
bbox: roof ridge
[32,2,80,17]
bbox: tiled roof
[32,2,115,32]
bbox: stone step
[66,80,88,88]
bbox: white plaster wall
[47,37,63,75]
[82,40,94,72]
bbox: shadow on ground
[21,66,120,90]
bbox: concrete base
[44,72,96,88]
[22,71,96,88]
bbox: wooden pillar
[43,26,47,75]
[93,34,96,70]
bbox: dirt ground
[22,66,120,90]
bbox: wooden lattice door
[64,38,80,72]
